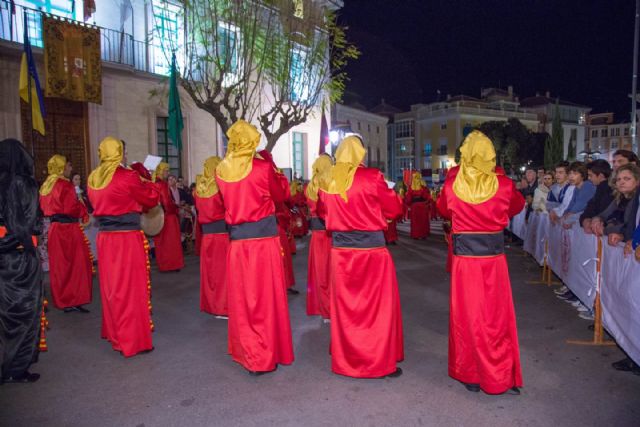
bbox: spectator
[549,161,574,224]
[591,164,640,246]
[532,171,553,212]
[520,167,538,198]
[71,172,93,213]
[580,160,613,234]
[536,167,546,187]
[611,149,638,171]
[562,162,596,229]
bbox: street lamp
[578,150,602,161]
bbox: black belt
[229,215,278,241]
[50,214,79,223]
[97,213,141,232]
[412,197,426,203]
[332,230,385,249]
[202,219,228,234]
[452,232,504,256]
[310,217,326,231]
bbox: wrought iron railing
[0,0,157,74]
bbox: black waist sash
[412,197,426,204]
[202,219,228,235]
[229,215,278,241]
[310,217,326,231]
[332,230,385,249]
[452,232,504,256]
[50,214,79,223]
[97,213,141,232]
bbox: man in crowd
[520,166,538,198]
[532,171,553,213]
[437,130,525,395]
[216,120,293,375]
[579,159,613,234]
[561,161,596,229]
[153,164,184,272]
[39,155,93,313]
[88,137,160,357]
[319,135,404,378]
[549,161,574,224]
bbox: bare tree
[157,0,359,151]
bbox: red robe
[274,174,296,287]
[216,158,294,372]
[305,192,331,319]
[291,190,308,237]
[153,179,184,272]
[194,191,229,316]
[319,167,404,378]
[88,167,159,357]
[40,179,93,309]
[437,171,525,394]
[405,188,432,239]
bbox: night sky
[338,0,637,119]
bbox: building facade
[0,0,339,183]
[586,112,633,161]
[331,102,388,173]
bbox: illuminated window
[157,117,182,176]
[20,0,76,47]
[290,44,310,102]
[217,22,240,86]
[152,0,181,75]
[292,132,306,179]
[293,0,304,18]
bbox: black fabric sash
[452,232,504,256]
[332,230,385,249]
[202,219,228,235]
[229,215,278,241]
[309,217,326,231]
[50,214,79,223]
[97,213,141,232]
[411,197,426,203]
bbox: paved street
[1,222,639,427]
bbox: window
[612,128,620,137]
[440,122,447,130]
[357,122,361,130]
[157,117,182,176]
[611,140,619,150]
[21,0,76,47]
[152,0,181,75]
[217,22,240,86]
[439,138,448,155]
[624,127,630,136]
[368,124,371,132]
[591,129,598,138]
[395,120,414,138]
[293,0,304,18]
[292,132,306,179]
[423,143,432,156]
[377,126,380,134]
[601,129,608,138]
[290,45,310,102]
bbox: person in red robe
[384,183,403,245]
[290,180,308,237]
[88,137,160,357]
[194,156,229,318]
[152,162,184,272]
[39,155,92,313]
[318,135,404,378]
[405,172,432,239]
[216,120,294,375]
[305,154,333,319]
[437,131,524,395]
[259,151,298,294]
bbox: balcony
[0,1,156,74]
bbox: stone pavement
[1,222,638,427]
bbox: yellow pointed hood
[307,154,333,201]
[196,156,222,198]
[88,137,123,190]
[216,120,261,182]
[410,171,424,191]
[452,130,498,204]
[326,136,366,201]
[153,162,170,182]
[39,154,68,196]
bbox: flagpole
[24,9,36,160]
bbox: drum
[141,205,165,237]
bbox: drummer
[87,138,160,357]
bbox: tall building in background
[0,0,341,183]
[586,112,633,161]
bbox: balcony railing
[0,1,157,74]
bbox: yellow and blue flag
[19,15,46,136]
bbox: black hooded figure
[0,138,43,383]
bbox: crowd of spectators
[518,149,640,376]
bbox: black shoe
[75,306,90,313]
[248,366,277,376]
[464,382,480,392]
[138,347,155,355]
[2,372,40,384]
[287,288,300,295]
[386,368,403,378]
[503,387,521,395]
[612,357,634,371]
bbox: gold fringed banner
[43,16,102,104]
